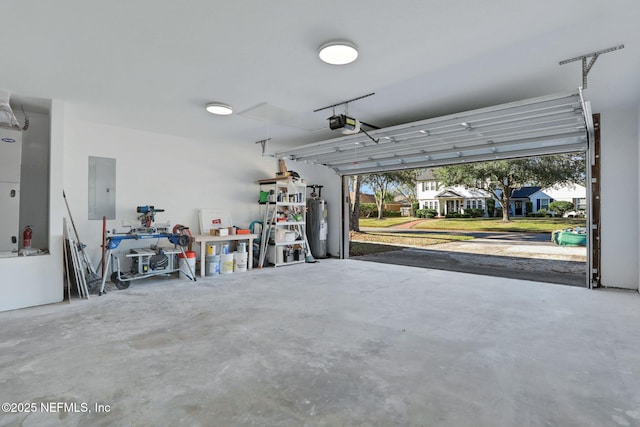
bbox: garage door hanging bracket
[559,45,624,89]
[255,138,273,157]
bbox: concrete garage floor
[1,260,639,427]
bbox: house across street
[416,169,587,217]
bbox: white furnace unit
[0,127,21,254]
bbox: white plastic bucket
[178,251,196,279]
[220,253,234,274]
[205,255,220,276]
[233,251,247,272]
[275,229,286,242]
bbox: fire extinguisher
[23,226,32,248]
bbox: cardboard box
[210,227,229,237]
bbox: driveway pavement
[354,227,587,287]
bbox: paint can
[205,255,220,276]
[233,251,247,272]
[237,242,247,253]
[206,244,216,256]
[220,253,234,274]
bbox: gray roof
[510,186,541,198]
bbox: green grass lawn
[359,217,586,233]
[362,231,474,241]
[349,231,473,256]
[358,217,418,227]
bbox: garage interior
[1,1,639,426]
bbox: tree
[363,171,419,220]
[549,201,574,216]
[434,154,585,222]
[349,175,362,231]
[394,169,424,216]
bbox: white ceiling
[2,1,639,152]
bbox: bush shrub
[445,212,471,218]
[525,201,533,214]
[549,201,574,216]
[358,203,377,218]
[416,209,438,218]
[464,208,484,218]
[358,204,405,218]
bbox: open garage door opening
[275,91,598,288]
[344,152,590,288]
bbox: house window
[539,198,549,210]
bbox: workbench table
[193,234,258,277]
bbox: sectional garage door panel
[275,91,589,175]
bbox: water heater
[306,186,328,258]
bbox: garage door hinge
[591,224,598,230]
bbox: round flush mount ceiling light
[206,102,233,115]
[318,40,358,65]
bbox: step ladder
[258,203,278,268]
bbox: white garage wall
[600,106,639,290]
[62,116,341,267]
